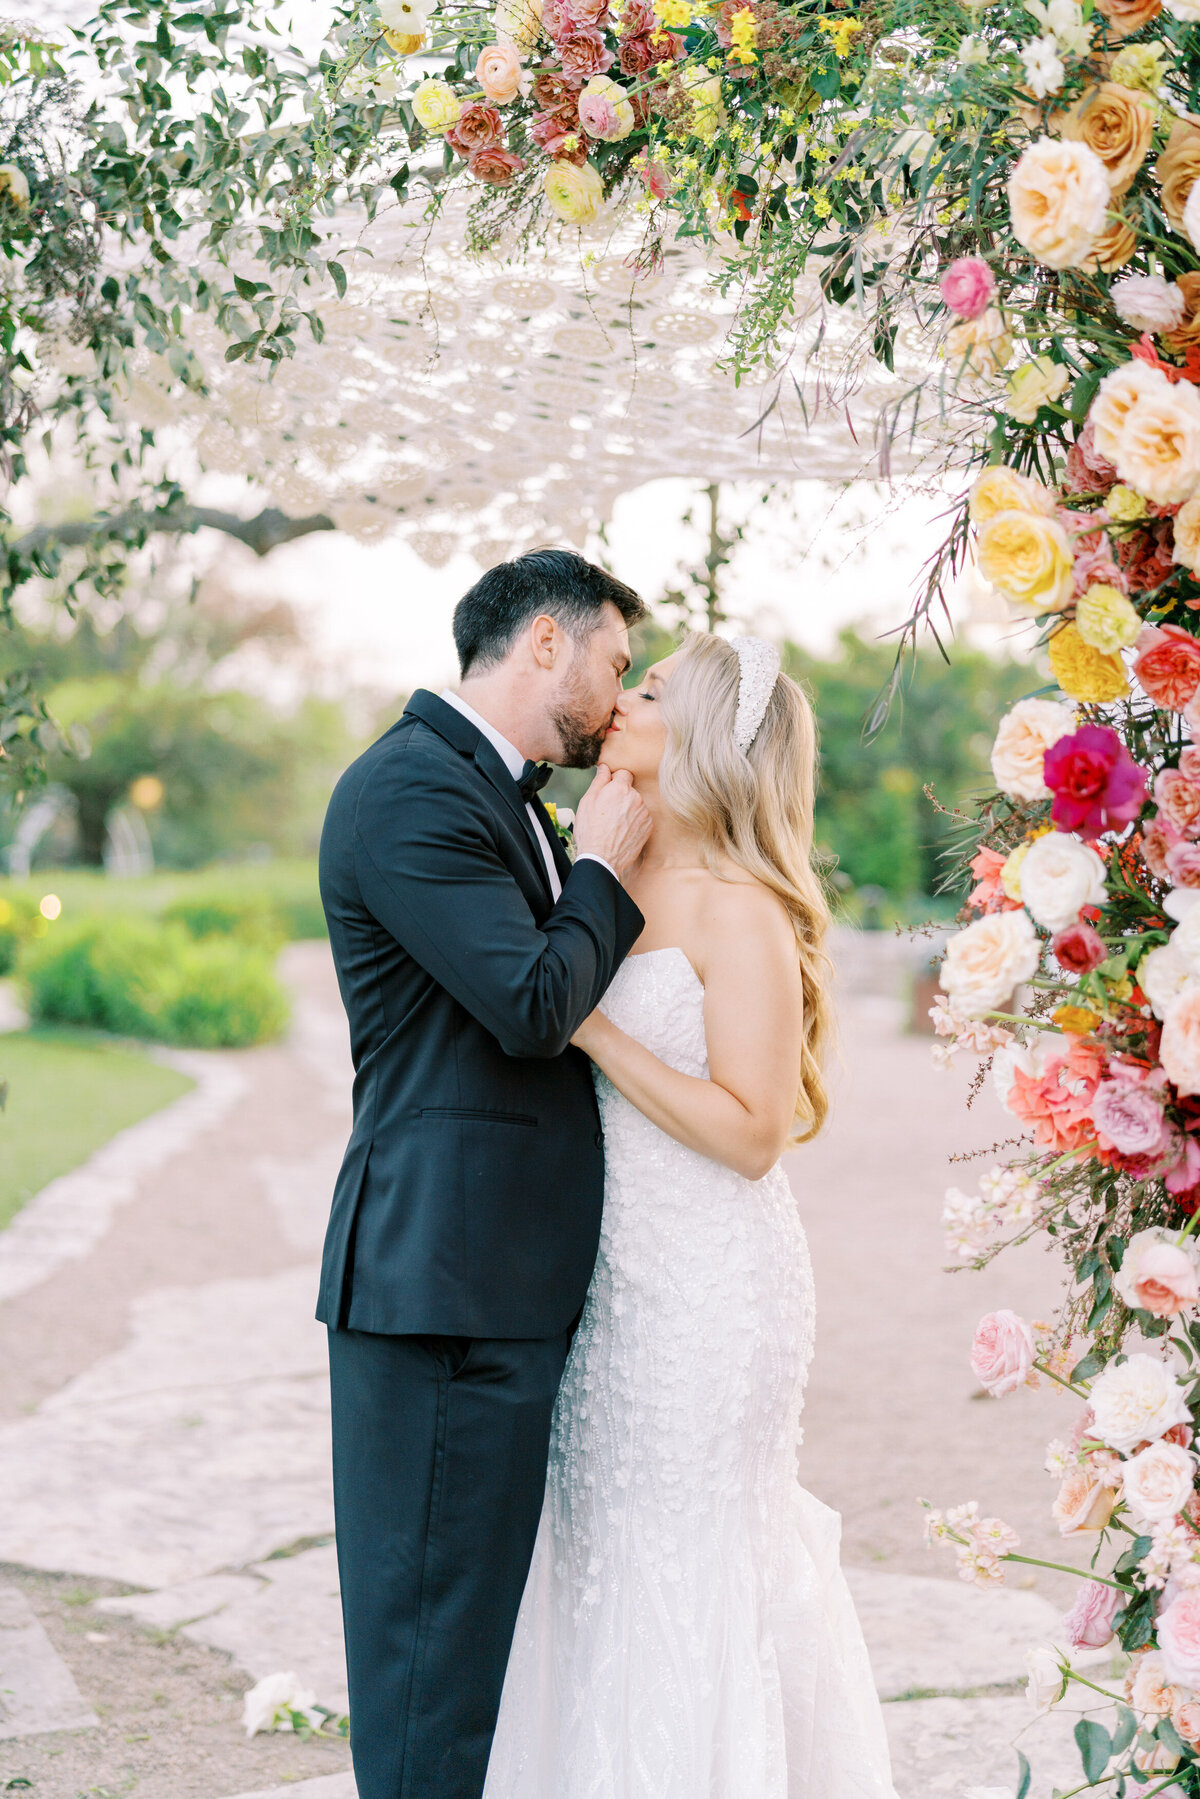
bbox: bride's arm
[572,885,805,1181]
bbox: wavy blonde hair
[658,632,833,1142]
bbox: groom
[318,549,650,1799]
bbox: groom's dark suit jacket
[317,688,644,1340]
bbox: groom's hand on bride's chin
[575,765,651,878]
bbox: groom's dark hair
[454,549,645,676]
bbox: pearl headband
[731,635,781,754]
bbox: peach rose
[1174,1698,1200,1747]
[1157,121,1200,233]
[475,42,524,103]
[1162,987,1200,1097]
[1090,361,1200,506]
[1078,208,1137,273]
[1115,1229,1200,1318]
[940,909,1042,1018]
[1094,0,1161,32]
[990,697,1076,801]
[1008,137,1111,270]
[1122,1439,1196,1521]
[1052,1466,1116,1534]
[970,1309,1036,1396]
[1058,83,1154,195]
[1130,1650,1178,1718]
[1157,768,1200,835]
[1135,624,1200,712]
[1160,1589,1200,1689]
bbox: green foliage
[162,891,285,950]
[22,915,288,1047]
[786,629,1034,902]
[0,888,36,975]
[0,859,326,940]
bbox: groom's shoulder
[331,708,475,819]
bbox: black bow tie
[517,760,553,803]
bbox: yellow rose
[1007,356,1070,424]
[969,466,1057,526]
[1106,483,1148,522]
[543,159,605,224]
[977,509,1075,614]
[1075,582,1142,652]
[412,78,463,133]
[0,164,29,208]
[1047,621,1130,702]
[946,306,1012,379]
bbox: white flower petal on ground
[242,1670,322,1738]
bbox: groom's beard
[550,705,610,769]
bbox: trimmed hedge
[22,917,289,1049]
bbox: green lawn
[0,1029,195,1230]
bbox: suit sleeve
[353,747,644,1059]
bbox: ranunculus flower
[969,465,1057,524]
[475,41,524,103]
[970,1308,1036,1396]
[1112,273,1188,333]
[1088,1351,1192,1453]
[1058,81,1155,194]
[1162,987,1200,1096]
[445,101,504,155]
[543,157,605,223]
[1115,1228,1200,1318]
[1063,1579,1121,1649]
[468,144,527,184]
[554,25,614,79]
[1135,623,1200,711]
[577,74,634,140]
[940,256,996,321]
[1092,1079,1170,1157]
[977,510,1075,613]
[1043,724,1147,839]
[990,697,1076,801]
[1007,137,1111,271]
[1052,920,1108,973]
[1091,362,1200,507]
[940,909,1042,1018]
[1019,831,1107,931]
[1075,583,1141,653]
[1052,1467,1116,1534]
[1008,357,1070,424]
[411,77,463,132]
[1158,1589,1200,1689]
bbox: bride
[483,632,898,1799]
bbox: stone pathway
[0,934,1116,1798]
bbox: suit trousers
[327,1326,572,1799]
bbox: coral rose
[977,510,1074,613]
[543,157,605,222]
[990,696,1075,801]
[1088,1352,1191,1453]
[1159,1590,1200,1689]
[1008,137,1111,270]
[940,910,1042,1018]
[970,1309,1036,1396]
[940,256,996,321]
[1019,831,1107,932]
[1162,987,1200,1096]
[1093,0,1162,33]
[1052,1467,1116,1534]
[1057,82,1154,195]
[1063,1579,1121,1649]
[1114,1227,1200,1318]
[1135,623,1200,711]
[1156,767,1200,835]
[1157,120,1200,232]
[1048,622,1129,702]
[969,466,1056,525]
[475,42,524,103]
[1052,920,1108,974]
[1043,723,1147,838]
[468,145,526,184]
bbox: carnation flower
[543,158,605,222]
[1007,357,1070,423]
[977,509,1074,613]
[1112,274,1188,333]
[1114,1227,1200,1318]
[1063,422,1120,496]
[1158,1589,1200,1689]
[1109,42,1171,91]
[1019,36,1066,97]
[1019,831,1107,931]
[990,697,1076,800]
[1063,1579,1121,1649]
[970,1308,1036,1396]
[468,145,527,185]
[1091,361,1200,506]
[1048,622,1129,702]
[940,909,1042,1017]
[1007,137,1111,271]
[555,26,615,79]
[1135,623,1200,711]
[1088,1352,1191,1453]
[939,256,995,321]
[1075,583,1141,653]
[1043,723,1147,838]
[1091,1079,1170,1157]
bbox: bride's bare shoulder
[692,867,795,964]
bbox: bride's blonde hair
[658,632,833,1142]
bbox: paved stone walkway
[0,936,1116,1798]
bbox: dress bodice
[597,946,708,1078]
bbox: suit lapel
[534,795,573,888]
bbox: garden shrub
[22,917,288,1048]
[0,893,37,977]
[163,891,286,951]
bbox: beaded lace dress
[483,947,898,1799]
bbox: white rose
[1173,906,1200,975]
[1007,137,1111,271]
[1020,36,1066,98]
[1165,0,1200,19]
[1026,1645,1067,1714]
[1122,1440,1196,1522]
[1088,1352,1192,1455]
[242,1670,322,1738]
[378,0,433,25]
[1112,274,1188,334]
[941,910,1042,1019]
[990,697,1076,800]
[1018,833,1107,932]
[1139,941,1200,1018]
[1090,361,1200,507]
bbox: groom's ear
[529,612,565,671]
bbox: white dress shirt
[439,691,618,900]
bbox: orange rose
[1094,0,1162,37]
[1156,121,1200,232]
[1058,83,1154,195]
[1078,209,1137,272]
[1165,272,1200,353]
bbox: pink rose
[939,256,997,321]
[1142,813,1181,880]
[1063,1578,1122,1649]
[1053,921,1108,974]
[1158,1588,1200,1688]
[1167,1135,1200,1196]
[1162,987,1200,1098]
[1062,422,1119,497]
[1073,544,1128,596]
[1157,768,1200,837]
[970,1308,1035,1397]
[555,27,614,79]
[1052,1467,1117,1535]
[1135,623,1200,711]
[1091,1079,1170,1158]
[1113,1227,1200,1317]
[1175,1698,1200,1747]
[445,102,504,156]
[468,145,526,185]
[475,42,524,104]
[1166,840,1200,886]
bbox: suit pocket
[421,1106,537,1128]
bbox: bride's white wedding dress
[483,947,898,1799]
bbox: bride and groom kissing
[318,549,897,1799]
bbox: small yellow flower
[1053,1003,1102,1034]
[658,0,693,23]
[780,107,795,128]
[728,5,757,65]
[1001,841,1032,902]
[813,193,832,217]
[1075,583,1141,654]
[1047,621,1129,704]
[818,14,862,57]
[1106,484,1148,523]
